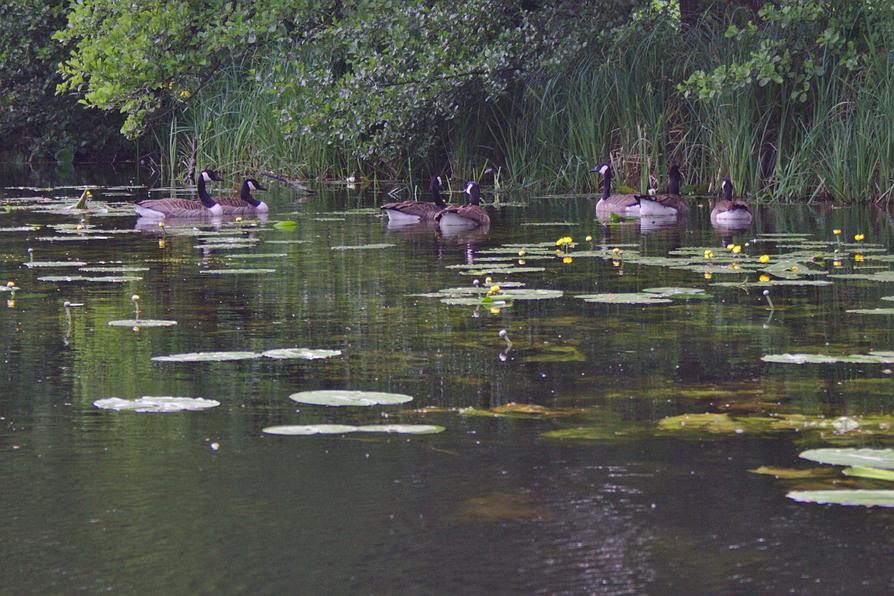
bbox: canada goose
[637,165,687,216]
[711,179,753,228]
[381,175,447,224]
[215,178,269,215]
[591,163,640,218]
[135,170,223,218]
[436,181,490,229]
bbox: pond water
[3,168,894,593]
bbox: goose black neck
[602,170,612,200]
[197,175,216,208]
[240,181,261,207]
[669,170,681,195]
[468,184,481,206]
[430,178,446,208]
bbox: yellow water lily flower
[179,90,191,99]
[759,254,770,263]
[726,243,735,251]
[6,281,14,288]
[704,271,713,280]
[854,233,865,241]
[159,239,166,249]
[517,249,526,257]
[612,260,620,267]
[486,285,501,297]
[562,256,573,264]
[759,274,770,282]
[833,260,842,267]
[131,294,140,301]
[518,259,526,265]
[855,254,865,262]
[704,249,714,259]
[832,229,842,236]
[732,245,742,254]
[585,235,593,242]
[790,266,799,272]
[484,276,492,285]
[489,307,501,315]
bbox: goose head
[465,181,481,205]
[200,169,223,183]
[430,175,446,207]
[245,178,266,192]
[590,163,611,176]
[721,178,734,200]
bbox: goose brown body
[436,181,490,229]
[591,163,640,218]
[711,179,753,227]
[215,178,269,215]
[637,166,687,216]
[382,176,446,224]
[136,170,223,218]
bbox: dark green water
[3,170,894,593]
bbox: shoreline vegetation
[2,1,892,202]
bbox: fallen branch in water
[259,171,313,193]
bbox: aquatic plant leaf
[501,289,563,300]
[199,269,277,275]
[575,293,673,304]
[761,352,894,364]
[642,287,706,296]
[272,220,298,230]
[79,266,150,272]
[331,243,395,250]
[842,467,894,482]
[461,403,584,419]
[289,390,413,407]
[787,490,894,507]
[355,424,445,434]
[800,448,894,469]
[261,348,342,360]
[540,427,621,440]
[93,396,219,412]
[35,235,111,241]
[24,261,87,268]
[458,267,546,276]
[262,425,358,435]
[847,308,894,315]
[748,466,838,479]
[519,346,586,363]
[224,253,289,259]
[37,275,142,283]
[152,351,261,362]
[108,319,177,327]
[265,239,309,244]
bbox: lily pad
[842,467,894,482]
[762,352,894,364]
[108,319,178,328]
[800,448,894,469]
[24,261,87,268]
[642,287,706,296]
[575,292,673,304]
[540,427,622,440]
[93,396,220,413]
[460,403,584,419]
[749,466,838,479]
[152,351,261,362]
[331,243,395,250]
[79,266,150,273]
[262,425,358,435]
[355,424,445,434]
[199,269,277,275]
[224,253,288,259]
[288,390,413,407]
[787,490,894,507]
[847,308,894,315]
[261,348,342,360]
[501,289,563,300]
